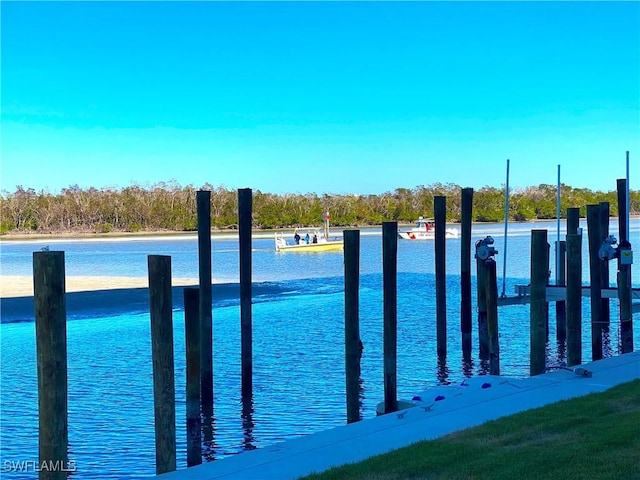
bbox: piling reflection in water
[241,395,256,452]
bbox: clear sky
[1,1,638,196]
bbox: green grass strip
[301,380,640,480]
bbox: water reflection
[461,355,474,379]
[201,405,216,462]
[477,359,490,376]
[436,357,450,385]
[358,377,365,422]
[241,395,256,452]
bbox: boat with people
[397,216,460,240]
[274,212,344,252]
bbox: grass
[300,380,640,480]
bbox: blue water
[1,220,638,479]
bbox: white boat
[398,216,459,240]
[275,212,344,253]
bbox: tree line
[1,181,637,234]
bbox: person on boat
[305,233,310,244]
[294,230,301,245]
[312,234,318,244]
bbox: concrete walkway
[159,352,640,480]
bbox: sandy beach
[0,275,199,298]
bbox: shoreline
[0,275,200,298]
[4,216,622,242]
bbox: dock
[157,351,640,480]
[497,285,640,313]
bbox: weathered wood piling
[460,188,474,358]
[34,251,69,480]
[382,221,398,414]
[434,195,447,358]
[238,188,253,398]
[184,287,202,467]
[586,204,603,360]
[530,230,549,376]
[148,255,176,474]
[565,234,583,367]
[485,257,500,375]
[343,229,361,423]
[197,190,214,413]
[616,178,634,354]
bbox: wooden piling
[434,196,447,358]
[555,240,567,342]
[599,202,610,330]
[33,251,68,480]
[148,255,176,474]
[344,229,361,423]
[485,257,500,375]
[586,205,603,360]
[475,249,489,360]
[566,234,582,366]
[460,188,473,358]
[184,287,201,467]
[616,178,633,353]
[238,188,253,397]
[382,222,398,414]
[197,190,214,413]
[530,230,549,376]
[567,207,580,235]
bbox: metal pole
[501,159,510,298]
[556,165,561,284]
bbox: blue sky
[1,1,638,195]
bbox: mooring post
[238,188,253,397]
[556,240,567,342]
[530,230,549,376]
[184,287,201,467]
[566,234,582,366]
[148,255,176,474]
[434,196,447,358]
[197,190,214,415]
[460,188,474,358]
[567,207,580,235]
[586,204,603,360]
[599,202,610,331]
[382,221,398,414]
[33,251,69,480]
[485,257,500,375]
[475,251,489,361]
[616,178,633,353]
[344,229,361,423]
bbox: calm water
[1,220,638,479]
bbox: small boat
[275,212,344,253]
[398,216,460,240]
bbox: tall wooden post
[566,234,582,366]
[617,178,633,353]
[599,202,610,331]
[476,248,489,360]
[184,287,201,467]
[485,258,500,375]
[382,222,398,414]
[530,230,549,376]
[197,191,213,413]
[148,255,176,474]
[460,188,474,358]
[344,229,361,423]
[238,188,253,397]
[434,196,447,358]
[567,207,580,235]
[34,251,69,480]
[555,240,567,342]
[586,205,603,360]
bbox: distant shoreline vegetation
[1,182,638,235]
